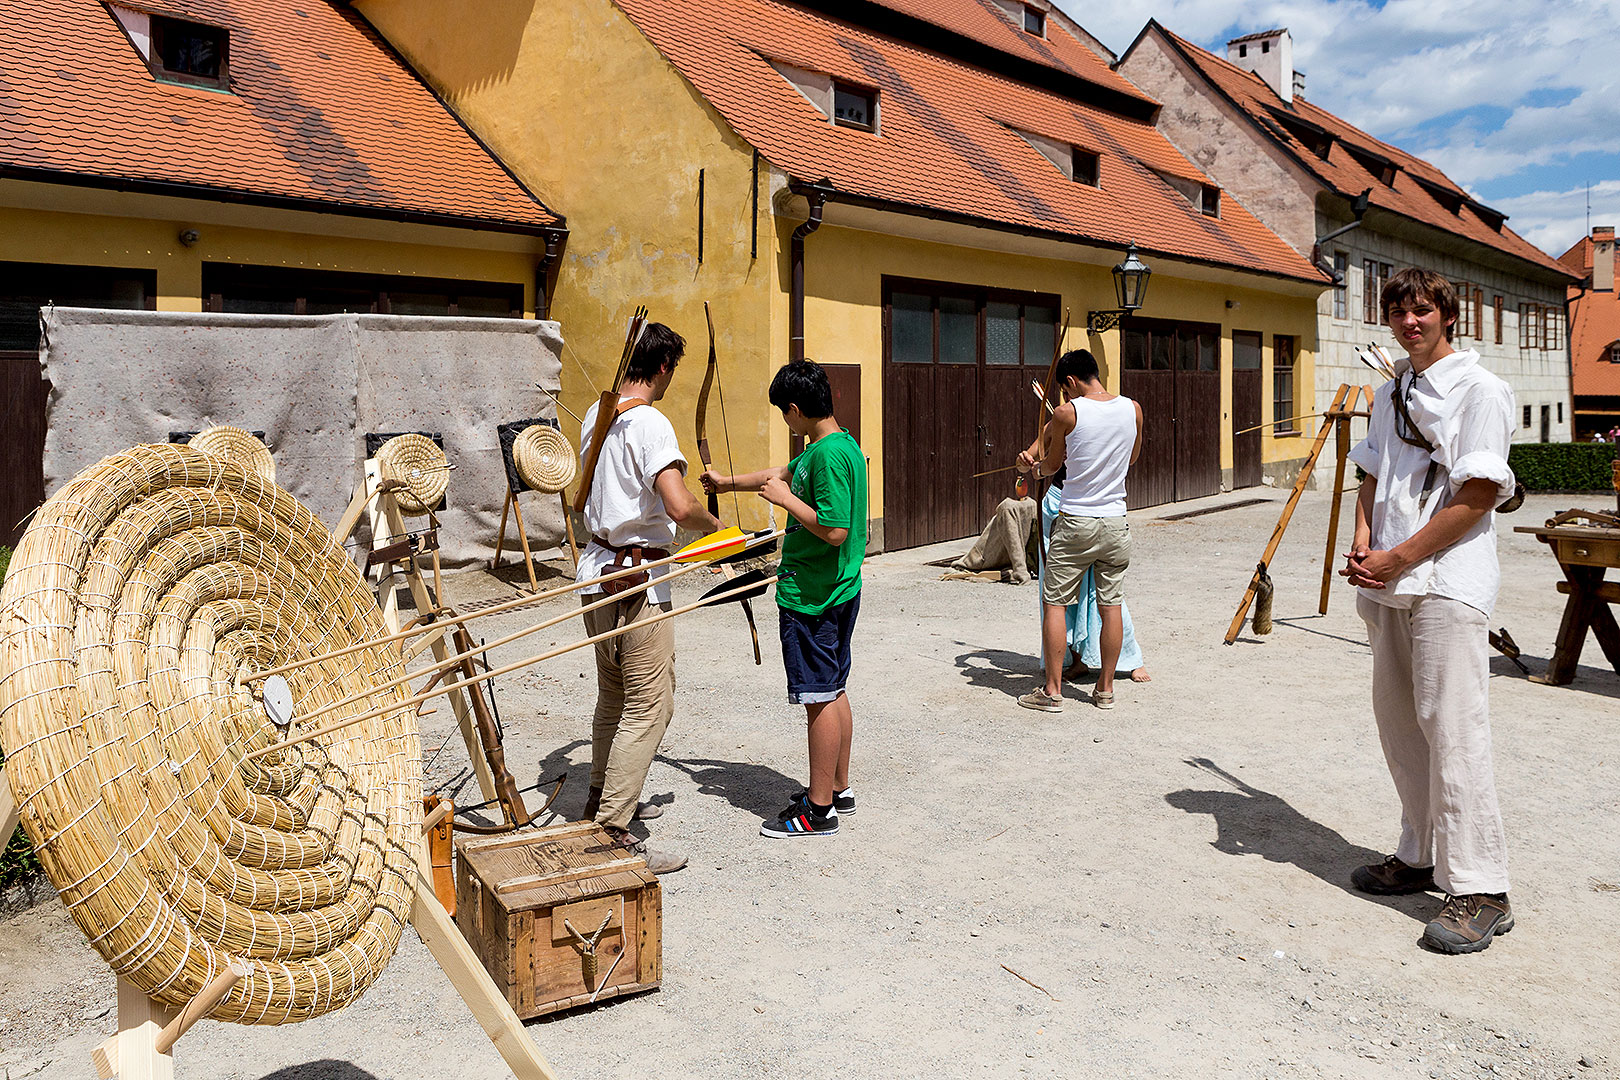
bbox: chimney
[1595,225,1615,292]
[1228,29,1295,103]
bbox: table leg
[1588,580,1620,673]
[1542,565,1602,685]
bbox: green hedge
[1508,442,1617,492]
[0,545,41,892]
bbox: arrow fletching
[699,567,776,605]
[676,526,747,563]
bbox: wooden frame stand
[493,485,579,593]
[1225,383,1373,644]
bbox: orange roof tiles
[612,0,1325,283]
[0,0,559,232]
[1562,235,1620,396]
[1147,25,1573,280]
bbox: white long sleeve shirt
[1346,348,1516,615]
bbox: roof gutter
[789,179,837,362]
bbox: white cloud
[1487,179,1620,256]
[1062,0,1620,248]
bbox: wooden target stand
[492,419,581,593]
[0,457,567,1079]
[1224,383,1375,643]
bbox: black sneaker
[761,797,838,838]
[783,788,855,816]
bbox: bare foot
[1063,659,1092,682]
[1130,667,1152,683]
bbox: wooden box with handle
[453,821,662,1018]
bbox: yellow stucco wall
[357,0,780,528]
[779,218,1320,518]
[0,196,539,314]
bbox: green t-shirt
[775,429,866,615]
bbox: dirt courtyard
[3,487,1617,1079]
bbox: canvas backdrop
[41,308,566,566]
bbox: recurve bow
[1032,309,1071,568]
[698,302,763,665]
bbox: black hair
[624,322,685,382]
[1054,348,1100,384]
[768,359,834,419]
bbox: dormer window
[1151,168,1219,216]
[1073,148,1100,187]
[1023,6,1046,36]
[110,5,230,91]
[1346,145,1398,188]
[832,82,876,131]
[1201,184,1221,217]
[1608,340,1620,363]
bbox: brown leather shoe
[1422,893,1513,954]
[604,826,687,875]
[1351,854,1436,895]
[584,786,662,822]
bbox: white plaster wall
[1315,211,1572,443]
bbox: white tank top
[1057,395,1136,517]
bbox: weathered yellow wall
[0,202,538,314]
[358,0,778,527]
[783,220,1319,517]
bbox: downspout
[1311,188,1372,282]
[536,228,565,319]
[789,180,836,362]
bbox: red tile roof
[612,0,1325,283]
[1144,24,1575,281]
[1562,236,1620,396]
[0,0,559,232]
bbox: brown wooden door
[882,281,1056,549]
[1174,328,1221,501]
[1,352,47,547]
[1122,318,1223,510]
[1231,331,1263,489]
[1122,327,1173,510]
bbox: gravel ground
[3,488,1617,1080]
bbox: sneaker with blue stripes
[760,795,838,838]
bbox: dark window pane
[1177,331,1199,371]
[890,292,932,363]
[1024,6,1045,35]
[1072,149,1100,187]
[1122,329,1149,370]
[1233,330,1262,370]
[939,296,976,364]
[456,294,517,318]
[986,301,1019,366]
[833,85,874,129]
[1199,331,1218,371]
[222,296,297,316]
[1024,305,1056,364]
[158,19,223,78]
[1150,332,1173,371]
[0,262,152,350]
[388,291,455,317]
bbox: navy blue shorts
[778,593,860,705]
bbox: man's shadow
[1166,757,1430,923]
[256,1063,380,1080]
[953,645,1037,700]
[657,754,802,820]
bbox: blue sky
[1061,0,1620,258]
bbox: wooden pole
[153,962,248,1055]
[507,487,543,593]
[243,574,776,763]
[1224,384,1353,645]
[1,774,18,848]
[492,489,513,574]
[559,490,581,570]
[94,979,178,1080]
[1317,385,1367,614]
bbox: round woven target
[0,443,421,1025]
[189,425,276,485]
[374,434,448,515]
[513,424,577,494]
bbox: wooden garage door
[1232,331,1263,489]
[1120,318,1221,510]
[882,279,1057,551]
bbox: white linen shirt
[576,398,686,603]
[1346,348,1515,615]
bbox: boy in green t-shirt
[701,360,865,838]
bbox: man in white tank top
[1015,349,1142,712]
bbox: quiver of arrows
[1252,563,1275,636]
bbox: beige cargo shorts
[1043,514,1130,606]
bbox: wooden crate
[453,821,662,1018]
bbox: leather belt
[589,536,670,597]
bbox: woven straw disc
[513,424,577,494]
[189,425,276,486]
[374,434,448,515]
[0,443,421,1024]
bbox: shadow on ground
[257,1062,380,1080]
[952,645,1037,699]
[657,755,801,820]
[1166,757,1431,923]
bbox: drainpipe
[789,180,836,362]
[536,228,565,319]
[1310,188,1372,282]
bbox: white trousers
[1358,593,1510,895]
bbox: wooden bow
[1031,309,1071,564]
[698,302,762,664]
[573,305,648,514]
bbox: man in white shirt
[577,321,720,874]
[1341,268,1517,953]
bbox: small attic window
[110,5,230,90]
[1238,44,1248,58]
[1024,6,1046,36]
[1201,184,1221,217]
[1261,40,1271,53]
[1073,148,1100,187]
[833,83,876,131]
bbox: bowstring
[714,345,744,527]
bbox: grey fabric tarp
[40,308,566,567]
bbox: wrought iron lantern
[1087,243,1152,333]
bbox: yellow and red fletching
[676,526,747,564]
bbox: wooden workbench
[1515,515,1620,685]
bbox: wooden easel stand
[1224,384,1371,644]
[494,485,581,592]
